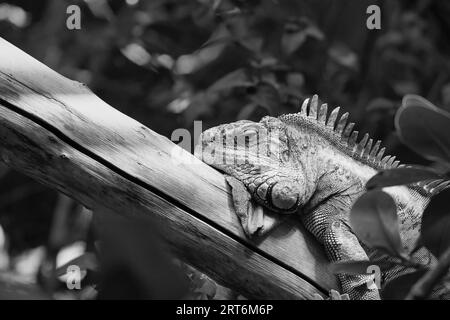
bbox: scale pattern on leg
[323,220,380,300]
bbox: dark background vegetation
[0,0,450,299]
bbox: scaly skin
[195,95,449,299]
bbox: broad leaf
[329,260,377,275]
[281,18,324,55]
[208,68,253,92]
[192,277,217,300]
[366,166,443,189]
[350,190,406,257]
[249,82,280,113]
[382,270,427,300]
[55,252,98,277]
[395,95,450,165]
[366,98,396,112]
[421,189,450,257]
[330,259,397,276]
[237,103,258,120]
[328,44,358,70]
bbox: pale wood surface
[0,37,339,298]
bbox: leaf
[350,190,406,258]
[281,18,324,55]
[441,83,450,109]
[421,189,450,257]
[0,273,50,300]
[382,270,427,300]
[249,82,280,113]
[281,30,308,55]
[237,103,258,120]
[392,81,420,96]
[194,277,217,300]
[395,95,450,165]
[55,252,98,277]
[95,210,188,299]
[208,68,253,92]
[330,259,397,276]
[329,260,376,275]
[328,44,358,70]
[366,166,444,189]
[410,238,424,256]
[366,98,396,112]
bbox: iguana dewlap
[194,95,449,300]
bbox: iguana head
[195,116,310,213]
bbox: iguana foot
[225,175,285,238]
[312,290,350,300]
[225,175,265,237]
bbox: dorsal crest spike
[335,112,349,135]
[381,155,391,168]
[309,95,319,119]
[327,107,340,129]
[429,180,443,188]
[300,98,309,115]
[356,133,369,156]
[370,140,381,159]
[386,156,396,167]
[362,138,373,158]
[424,180,443,193]
[432,181,450,194]
[376,147,386,162]
[348,131,359,149]
[342,122,355,139]
[417,180,427,188]
[318,103,328,124]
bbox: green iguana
[194,95,450,300]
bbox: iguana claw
[225,175,264,237]
[225,175,286,238]
[312,290,350,300]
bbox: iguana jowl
[194,95,450,300]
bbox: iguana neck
[294,126,377,210]
[298,127,431,254]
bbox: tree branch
[0,37,339,299]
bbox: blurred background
[0,0,450,299]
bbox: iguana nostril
[271,181,299,211]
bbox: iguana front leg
[324,220,380,300]
[303,201,380,300]
[225,176,286,237]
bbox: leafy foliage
[382,270,427,300]
[396,95,450,165]
[366,166,444,189]
[421,189,450,258]
[346,96,450,299]
[350,190,406,258]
